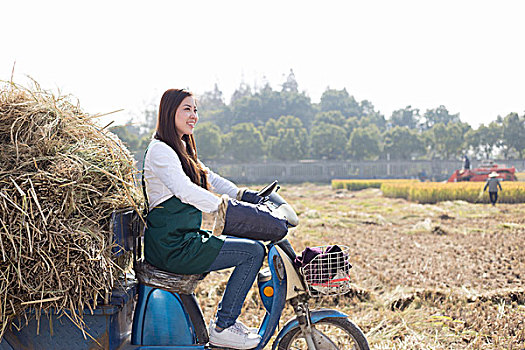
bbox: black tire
[277,317,369,350]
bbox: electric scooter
[130,181,369,350]
[0,182,369,350]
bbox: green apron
[144,195,224,274]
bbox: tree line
[111,70,525,163]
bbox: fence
[205,159,525,184]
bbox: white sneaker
[209,322,261,349]
[235,319,259,334]
[209,319,259,334]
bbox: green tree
[360,100,376,116]
[390,106,421,129]
[230,82,252,104]
[427,122,469,159]
[280,91,315,128]
[313,112,365,137]
[230,84,314,129]
[110,118,153,163]
[266,116,309,160]
[196,85,231,126]
[359,113,387,132]
[485,121,504,158]
[313,111,346,126]
[422,105,460,130]
[230,94,264,127]
[309,122,347,159]
[383,126,425,160]
[224,123,264,162]
[347,125,383,160]
[344,117,359,138]
[262,118,279,138]
[267,128,309,161]
[500,112,525,158]
[197,83,226,112]
[465,128,482,158]
[274,115,305,130]
[199,106,232,130]
[110,122,141,152]
[194,122,223,161]
[320,88,361,117]
[465,123,502,159]
[359,100,386,131]
[281,69,299,93]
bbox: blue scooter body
[131,285,204,348]
[253,245,288,349]
[129,244,295,350]
[132,285,189,345]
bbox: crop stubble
[201,183,524,349]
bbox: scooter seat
[134,260,206,294]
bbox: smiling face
[174,96,198,137]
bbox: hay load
[0,82,142,338]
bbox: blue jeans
[205,237,265,329]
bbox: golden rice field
[332,179,525,204]
[381,181,525,204]
[332,179,417,191]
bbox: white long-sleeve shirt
[143,139,239,212]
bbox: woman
[142,89,287,349]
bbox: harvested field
[200,183,525,349]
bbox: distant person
[418,170,428,182]
[463,155,470,170]
[483,172,502,206]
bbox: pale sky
[1,0,524,127]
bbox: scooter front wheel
[277,317,369,350]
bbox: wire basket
[299,245,352,296]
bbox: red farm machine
[447,160,517,182]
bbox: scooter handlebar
[259,181,299,227]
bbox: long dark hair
[154,89,209,189]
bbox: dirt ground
[199,183,524,349]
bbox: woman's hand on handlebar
[237,181,279,204]
[237,188,265,204]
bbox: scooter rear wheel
[277,317,369,350]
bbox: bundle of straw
[0,81,142,338]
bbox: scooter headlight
[273,254,285,281]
